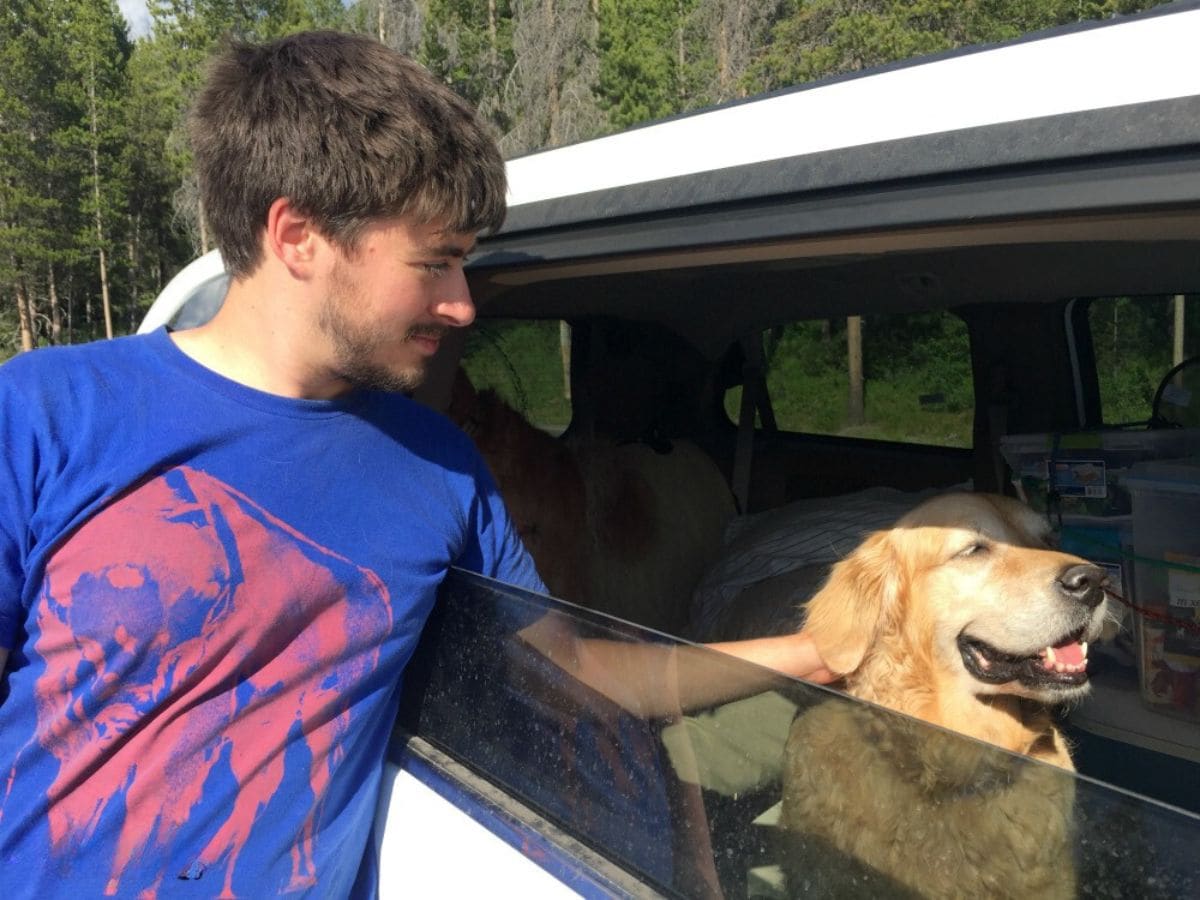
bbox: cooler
[1124,460,1200,722]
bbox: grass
[467,318,975,447]
[726,371,974,448]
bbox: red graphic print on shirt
[25,467,393,896]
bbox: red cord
[1107,588,1200,636]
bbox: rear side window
[1088,295,1199,428]
[728,311,973,448]
[398,570,1200,898]
[460,318,572,434]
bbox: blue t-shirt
[0,329,543,898]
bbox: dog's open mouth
[958,630,1089,688]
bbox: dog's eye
[957,541,990,558]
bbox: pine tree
[503,0,605,156]
[420,0,513,135]
[0,0,77,351]
[597,0,687,130]
[59,0,134,340]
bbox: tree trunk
[199,195,210,255]
[677,0,686,103]
[544,0,560,146]
[127,211,143,332]
[88,59,114,340]
[716,15,731,99]
[847,315,864,426]
[15,279,36,352]
[559,320,571,400]
[48,263,62,344]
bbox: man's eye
[423,263,449,276]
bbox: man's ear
[802,530,902,675]
[263,196,322,278]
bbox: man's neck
[171,273,352,401]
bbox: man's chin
[342,361,426,394]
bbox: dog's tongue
[1044,637,1084,668]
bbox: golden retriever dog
[770,492,1110,898]
[570,438,736,634]
[447,369,591,604]
[447,369,735,634]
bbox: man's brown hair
[189,30,507,277]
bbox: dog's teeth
[1044,646,1056,665]
[1082,641,1088,658]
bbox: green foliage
[864,311,974,413]
[420,0,515,135]
[462,319,573,428]
[751,0,1169,92]
[1090,295,1198,425]
[597,0,689,129]
[752,312,975,446]
[0,0,350,351]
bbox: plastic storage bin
[1000,428,1200,518]
[1125,460,1200,721]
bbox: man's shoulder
[362,391,478,456]
[1,333,158,386]
[0,335,166,438]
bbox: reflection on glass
[396,570,1200,899]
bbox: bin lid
[1123,458,1200,494]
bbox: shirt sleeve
[0,362,36,649]
[455,453,547,596]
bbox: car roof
[500,2,1200,234]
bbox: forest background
[1,0,1189,442]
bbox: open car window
[396,570,1200,898]
[728,311,974,449]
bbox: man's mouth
[958,629,1090,689]
[406,327,448,353]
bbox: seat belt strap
[733,334,771,512]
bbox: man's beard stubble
[319,262,442,394]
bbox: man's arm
[519,614,835,719]
[703,632,835,684]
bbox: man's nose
[434,270,475,327]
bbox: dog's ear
[802,530,902,675]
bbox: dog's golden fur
[447,369,735,634]
[448,370,590,603]
[775,492,1110,898]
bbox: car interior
[397,200,1200,896]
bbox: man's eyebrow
[419,240,476,258]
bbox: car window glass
[728,311,973,448]
[461,319,572,435]
[396,570,1200,898]
[1089,295,1199,428]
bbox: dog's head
[805,492,1111,707]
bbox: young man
[0,31,830,898]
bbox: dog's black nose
[1058,564,1107,608]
